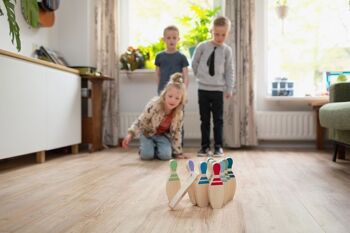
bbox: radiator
[120,111,316,140]
[256,111,316,140]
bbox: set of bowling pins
[166,157,236,209]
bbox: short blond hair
[212,16,231,29]
[163,25,180,36]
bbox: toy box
[272,77,294,96]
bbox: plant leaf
[177,4,221,49]
[3,0,21,51]
[21,0,39,28]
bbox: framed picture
[324,71,350,90]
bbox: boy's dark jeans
[198,90,223,149]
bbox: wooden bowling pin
[224,159,231,204]
[208,162,224,209]
[195,161,209,207]
[207,158,215,181]
[168,172,198,210]
[226,157,236,201]
[166,159,181,202]
[220,160,229,205]
[187,160,197,205]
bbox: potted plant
[0,0,38,51]
[275,0,288,34]
[179,4,220,57]
[337,74,347,82]
[275,0,288,20]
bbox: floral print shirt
[128,97,184,155]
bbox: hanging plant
[1,0,21,51]
[276,6,288,20]
[275,0,288,6]
[275,0,288,34]
[21,0,39,28]
[0,0,39,51]
[275,0,288,20]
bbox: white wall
[0,0,95,66]
[53,0,96,66]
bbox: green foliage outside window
[275,0,288,6]
[179,4,220,53]
[138,38,166,70]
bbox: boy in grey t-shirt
[192,16,235,157]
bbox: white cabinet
[0,51,81,161]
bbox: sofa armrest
[320,102,350,129]
[329,82,350,102]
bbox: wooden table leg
[71,144,79,154]
[338,145,346,160]
[91,80,103,152]
[81,75,113,153]
[314,106,324,150]
[36,151,45,163]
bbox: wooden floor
[0,148,349,233]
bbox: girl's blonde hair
[159,72,187,114]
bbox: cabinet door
[0,56,47,159]
[46,68,81,150]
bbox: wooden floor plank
[0,148,349,233]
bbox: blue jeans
[139,134,172,160]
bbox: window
[267,0,350,96]
[119,0,220,58]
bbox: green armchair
[319,82,350,161]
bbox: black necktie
[207,47,216,76]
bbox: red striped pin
[208,162,224,208]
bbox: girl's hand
[122,134,132,149]
[174,153,189,159]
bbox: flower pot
[275,5,288,20]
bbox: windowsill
[119,69,155,74]
[265,95,329,106]
[119,69,194,77]
[119,69,156,79]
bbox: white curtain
[224,0,258,147]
